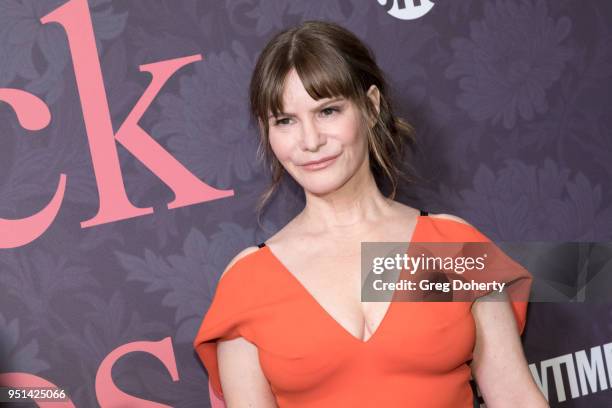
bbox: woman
[194,21,547,407]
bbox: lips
[301,154,340,166]
[300,153,340,171]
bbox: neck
[298,158,395,236]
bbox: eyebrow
[268,97,344,119]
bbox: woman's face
[267,68,379,196]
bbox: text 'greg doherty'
[373,279,506,294]
[371,253,488,275]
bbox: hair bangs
[293,45,357,103]
[264,44,359,125]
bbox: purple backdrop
[1,0,611,406]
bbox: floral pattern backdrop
[0,0,611,407]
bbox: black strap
[257,242,266,248]
[420,209,428,216]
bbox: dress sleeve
[193,260,257,401]
[459,225,533,335]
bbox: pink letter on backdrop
[0,89,67,249]
[95,337,179,407]
[0,372,76,407]
[40,0,234,229]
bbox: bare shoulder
[220,246,260,279]
[428,212,472,225]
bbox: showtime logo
[527,341,612,404]
[377,0,435,20]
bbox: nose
[299,117,325,152]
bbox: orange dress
[193,214,532,407]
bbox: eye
[274,117,291,126]
[321,106,340,117]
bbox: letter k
[41,0,234,228]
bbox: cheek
[334,113,365,144]
[338,126,368,161]
[268,132,293,161]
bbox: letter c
[0,88,66,249]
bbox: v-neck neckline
[261,214,425,346]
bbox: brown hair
[249,20,416,227]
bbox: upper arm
[470,292,548,407]
[217,246,278,407]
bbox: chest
[252,292,475,395]
[273,242,392,339]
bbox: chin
[300,175,351,196]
